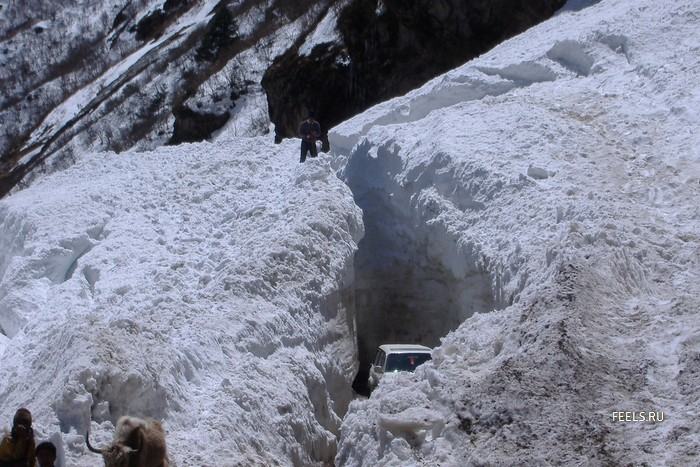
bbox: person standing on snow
[0,408,36,467]
[298,111,321,163]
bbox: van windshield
[385,353,432,372]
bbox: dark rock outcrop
[262,43,352,149]
[169,106,230,145]
[133,0,193,42]
[262,0,567,143]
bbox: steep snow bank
[0,139,363,466]
[331,0,700,464]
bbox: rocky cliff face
[262,0,566,144]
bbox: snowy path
[0,138,363,466]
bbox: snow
[298,5,344,57]
[331,0,700,465]
[0,138,363,466]
[236,0,272,38]
[375,1,386,16]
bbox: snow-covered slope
[0,0,338,197]
[331,0,700,464]
[0,139,363,466]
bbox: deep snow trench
[341,143,500,393]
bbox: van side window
[374,349,385,366]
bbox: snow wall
[0,138,364,466]
[331,0,700,464]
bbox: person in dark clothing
[298,112,321,163]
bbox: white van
[368,344,432,390]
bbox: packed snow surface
[331,0,700,465]
[0,139,363,466]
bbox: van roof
[378,344,432,354]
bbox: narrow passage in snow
[341,143,499,394]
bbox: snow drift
[0,138,363,466]
[331,0,700,464]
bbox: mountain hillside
[0,0,564,197]
[0,0,330,195]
